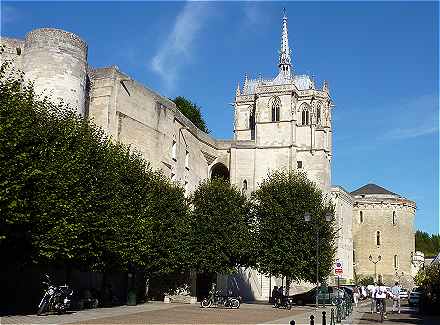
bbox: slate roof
[351,183,398,196]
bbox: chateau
[0,11,418,300]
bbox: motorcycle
[37,274,73,315]
[200,290,240,309]
[274,295,293,310]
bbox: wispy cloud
[151,3,210,92]
[382,93,439,140]
[242,3,263,28]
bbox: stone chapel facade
[1,11,418,300]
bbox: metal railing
[289,297,353,325]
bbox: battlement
[25,28,87,61]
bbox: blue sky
[2,1,439,234]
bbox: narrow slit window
[172,140,177,161]
[185,150,189,169]
[394,255,399,269]
[360,211,363,223]
[376,231,381,246]
[393,211,396,225]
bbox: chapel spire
[278,8,292,78]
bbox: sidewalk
[0,302,177,324]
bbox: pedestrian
[391,282,401,313]
[277,286,284,306]
[353,286,360,307]
[370,283,377,314]
[375,281,388,319]
[271,286,278,307]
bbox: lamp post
[304,211,333,309]
[369,255,382,282]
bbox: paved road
[1,300,438,325]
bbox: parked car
[399,288,409,300]
[340,286,354,302]
[289,286,345,306]
[409,287,423,306]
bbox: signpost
[335,260,343,289]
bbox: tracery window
[300,103,311,125]
[270,96,281,122]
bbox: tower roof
[351,183,398,196]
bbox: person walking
[271,286,279,307]
[370,283,377,314]
[375,281,388,319]
[391,282,401,313]
[353,286,360,307]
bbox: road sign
[335,260,343,274]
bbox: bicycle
[377,298,385,322]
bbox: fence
[290,298,353,325]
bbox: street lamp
[304,211,333,309]
[369,255,382,282]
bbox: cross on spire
[279,8,292,77]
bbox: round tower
[351,184,416,287]
[23,28,88,115]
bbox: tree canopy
[0,61,190,274]
[173,96,209,134]
[252,170,336,284]
[415,230,440,257]
[188,178,254,274]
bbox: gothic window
[360,211,363,223]
[242,179,248,193]
[300,103,311,125]
[316,102,322,125]
[270,96,281,122]
[394,255,399,269]
[376,231,381,246]
[249,107,256,140]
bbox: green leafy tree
[416,230,440,257]
[188,178,254,274]
[0,60,190,275]
[415,262,440,314]
[173,96,209,134]
[252,170,336,287]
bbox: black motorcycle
[200,290,240,309]
[37,274,73,315]
[274,295,293,310]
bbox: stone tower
[351,184,416,286]
[22,28,88,115]
[232,11,333,192]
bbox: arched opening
[249,107,256,140]
[210,163,230,181]
[271,96,281,122]
[242,179,248,193]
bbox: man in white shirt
[375,282,388,318]
[390,282,401,313]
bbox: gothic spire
[279,8,292,77]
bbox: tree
[0,59,190,275]
[415,262,440,314]
[252,170,336,286]
[416,230,440,257]
[188,178,254,274]
[173,96,209,134]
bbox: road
[1,300,438,325]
